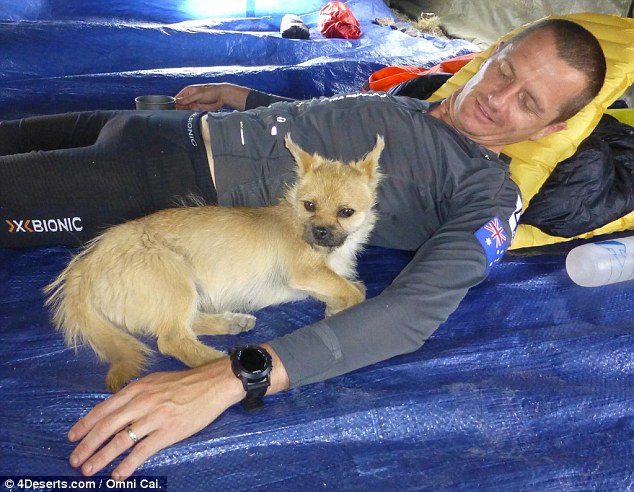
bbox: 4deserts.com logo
[5,217,83,233]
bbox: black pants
[0,110,216,248]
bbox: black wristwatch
[230,345,273,411]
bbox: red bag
[318,2,361,39]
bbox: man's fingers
[70,416,129,471]
[77,418,156,477]
[68,401,124,443]
[68,382,142,442]
[69,383,155,469]
[174,86,195,100]
[111,431,176,481]
[78,427,136,476]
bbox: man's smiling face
[438,28,589,153]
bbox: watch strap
[240,379,270,411]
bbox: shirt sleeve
[268,166,521,388]
[245,89,296,110]
[386,73,452,100]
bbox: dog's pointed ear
[355,134,384,184]
[285,133,315,176]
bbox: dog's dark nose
[313,226,331,240]
[306,224,345,248]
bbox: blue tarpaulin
[1,1,632,490]
[0,0,475,118]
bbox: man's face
[443,29,589,152]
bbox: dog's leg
[104,336,153,393]
[192,312,256,335]
[156,320,226,368]
[290,267,366,316]
[152,277,227,367]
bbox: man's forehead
[502,31,555,63]
[497,36,586,113]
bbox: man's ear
[529,121,568,141]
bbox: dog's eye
[338,208,355,218]
[303,201,316,212]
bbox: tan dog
[44,134,384,392]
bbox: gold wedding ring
[126,426,139,444]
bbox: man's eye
[519,93,538,115]
[304,201,316,212]
[338,208,355,218]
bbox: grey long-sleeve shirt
[206,92,522,388]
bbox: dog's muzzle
[305,224,347,248]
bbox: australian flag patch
[474,216,509,273]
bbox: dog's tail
[43,246,152,392]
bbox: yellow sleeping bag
[430,13,634,249]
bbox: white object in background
[565,236,634,287]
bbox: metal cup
[135,95,176,110]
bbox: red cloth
[364,53,478,92]
[318,2,361,39]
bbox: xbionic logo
[187,113,198,147]
[5,217,83,233]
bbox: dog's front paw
[324,302,355,317]
[324,280,366,317]
[224,312,257,334]
[324,305,338,317]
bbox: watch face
[231,346,272,409]
[238,346,270,375]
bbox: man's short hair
[507,18,607,122]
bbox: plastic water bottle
[566,236,634,287]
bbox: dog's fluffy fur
[44,134,384,392]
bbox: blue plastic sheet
[0,0,331,23]
[0,0,476,119]
[1,1,633,490]
[2,243,634,490]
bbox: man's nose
[488,83,517,111]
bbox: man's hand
[175,83,250,112]
[67,344,289,480]
[67,358,243,480]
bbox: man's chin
[457,118,492,140]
